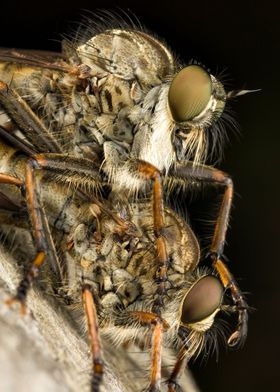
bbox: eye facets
[168,65,212,123]
[181,275,223,325]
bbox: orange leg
[169,162,248,346]
[31,153,136,236]
[0,173,24,211]
[127,310,169,391]
[149,320,162,392]
[212,257,248,346]
[0,173,23,186]
[1,151,134,307]
[83,285,103,392]
[5,252,45,314]
[0,172,49,311]
[1,162,60,307]
[137,161,169,315]
[167,347,188,392]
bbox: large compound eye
[181,275,223,325]
[168,65,212,123]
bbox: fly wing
[0,124,38,156]
[0,191,22,211]
[0,48,68,72]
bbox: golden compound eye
[181,275,223,325]
[168,65,212,123]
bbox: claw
[5,296,27,315]
[228,306,248,347]
[167,380,180,392]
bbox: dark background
[1,1,279,391]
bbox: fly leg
[0,171,59,313]
[168,162,248,346]
[0,173,23,187]
[0,81,62,153]
[1,150,136,307]
[126,311,169,392]
[210,257,248,346]
[15,153,102,302]
[0,119,132,235]
[1,150,103,309]
[166,347,188,392]
[134,160,169,316]
[0,173,58,313]
[27,153,136,238]
[83,285,103,392]
[0,122,38,156]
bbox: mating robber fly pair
[0,14,249,392]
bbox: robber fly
[0,140,204,391]
[0,13,249,391]
[0,148,222,391]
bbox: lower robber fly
[0,146,243,390]
[0,12,249,391]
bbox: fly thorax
[96,108,134,145]
[98,74,144,114]
[76,29,174,88]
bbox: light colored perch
[0,246,199,392]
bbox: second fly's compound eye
[168,65,212,123]
[181,275,224,325]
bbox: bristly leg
[126,311,169,392]
[136,160,169,315]
[0,149,125,310]
[148,319,162,392]
[168,162,248,346]
[0,172,31,313]
[166,347,188,392]
[0,173,23,187]
[2,159,61,310]
[6,251,46,314]
[83,285,104,392]
[211,257,248,346]
[14,153,102,303]
[0,81,62,153]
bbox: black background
[1,1,279,391]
